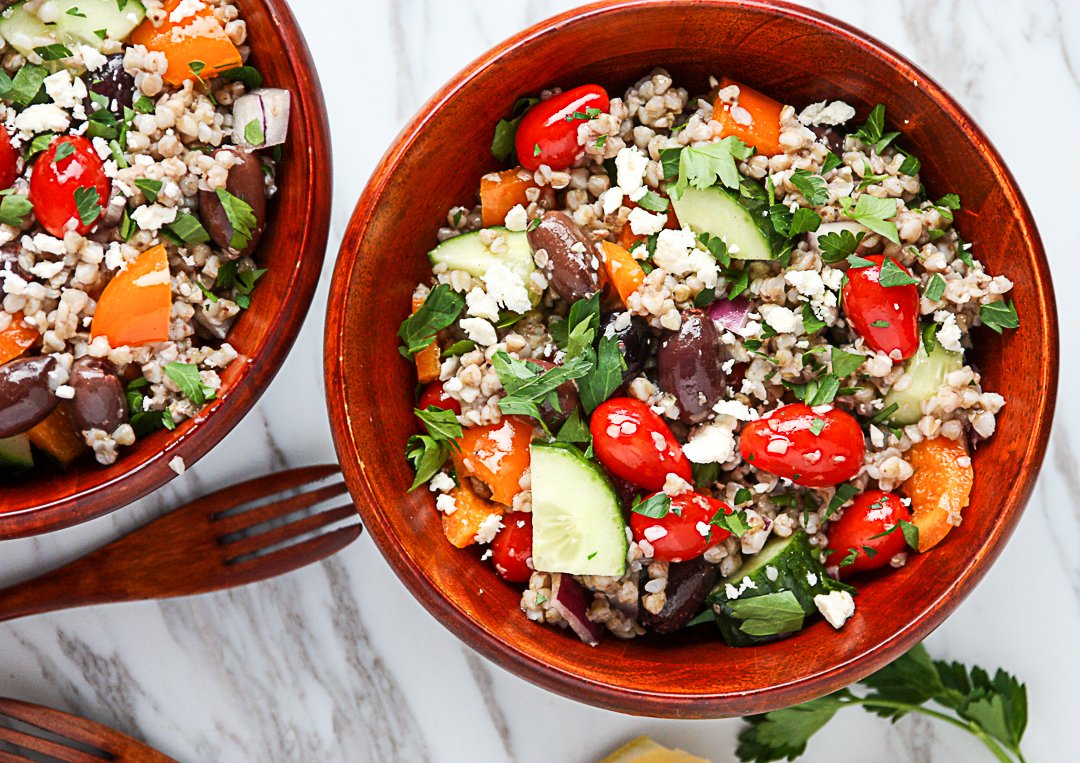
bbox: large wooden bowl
[325,0,1057,717]
[0,0,331,539]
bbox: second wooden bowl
[325,0,1057,717]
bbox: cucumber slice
[530,442,627,577]
[0,0,146,59]
[670,186,774,261]
[0,434,33,474]
[884,333,964,425]
[428,228,536,299]
[706,530,851,646]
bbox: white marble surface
[1,1,1077,761]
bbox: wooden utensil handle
[0,555,128,622]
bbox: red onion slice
[707,296,751,332]
[551,573,603,646]
[232,88,291,148]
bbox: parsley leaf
[244,118,265,146]
[710,508,751,537]
[213,187,257,250]
[801,303,825,334]
[631,493,672,519]
[397,284,464,356]
[491,97,539,162]
[491,350,592,426]
[789,169,829,205]
[850,104,900,154]
[726,591,805,637]
[817,229,866,263]
[164,362,215,406]
[168,211,211,244]
[73,186,102,227]
[33,43,73,62]
[0,193,33,227]
[839,195,899,244]
[825,483,859,519]
[577,333,627,413]
[830,346,863,378]
[670,137,754,198]
[925,273,946,301]
[413,406,463,442]
[405,434,452,491]
[2,64,48,107]
[878,257,919,287]
[980,300,1019,334]
[135,178,163,202]
[821,151,842,174]
[555,408,591,444]
[636,190,670,212]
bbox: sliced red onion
[232,88,291,148]
[707,296,751,332]
[551,573,603,646]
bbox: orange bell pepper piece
[441,476,505,548]
[455,416,533,506]
[480,168,539,228]
[91,244,172,349]
[411,293,442,384]
[903,437,974,552]
[27,405,86,468]
[600,240,645,306]
[0,313,38,364]
[714,77,783,157]
[131,0,243,87]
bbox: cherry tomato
[0,127,18,190]
[825,490,913,577]
[30,136,110,238]
[417,380,461,415]
[739,403,865,488]
[842,254,919,360]
[630,492,731,563]
[590,397,692,492]
[490,511,533,582]
[515,84,609,172]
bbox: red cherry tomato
[417,380,462,415]
[491,511,532,582]
[0,127,18,190]
[630,492,731,563]
[30,136,110,238]
[739,403,865,488]
[842,254,919,360]
[590,397,692,492]
[825,490,913,577]
[515,84,609,171]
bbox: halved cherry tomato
[515,84,609,172]
[0,127,18,190]
[491,511,533,582]
[455,416,533,506]
[739,403,865,488]
[842,254,920,360]
[417,380,461,415]
[825,490,913,577]
[30,136,109,238]
[590,397,692,492]
[630,492,731,563]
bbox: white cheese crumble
[170,0,207,23]
[760,304,798,334]
[131,204,179,232]
[724,576,758,600]
[935,311,964,353]
[428,472,456,493]
[44,70,87,110]
[662,472,692,497]
[15,104,70,134]
[503,204,528,232]
[459,317,497,347]
[435,493,458,515]
[482,262,532,314]
[652,228,719,289]
[614,146,649,195]
[600,188,624,215]
[627,207,668,236]
[643,525,668,542]
[814,590,856,629]
[465,287,500,322]
[474,513,504,544]
[682,420,737,464]
[785,269,826,301]
[54,384,75,400]
[798,100,857,127]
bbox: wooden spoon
[0,465,360,622]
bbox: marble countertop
[2,1,1076,761]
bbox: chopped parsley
[979,300,1019,334]
[878,257,919,287]
[164,362,216,406]
[789,169,830,206]
[818,229,866,263]
[839,195,899,244]
[924,274,946,301]
[0,192,33,227]
[213,187,257,250]
[73,186,101,227]
[670,136,754,198]
[134,178,163,202]
[631,493,672,519]
[850,104,900,153]
[397,284,464,357]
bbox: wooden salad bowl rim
[325,0,1058,716]
[0,0,332,539]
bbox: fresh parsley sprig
[737,642,1029,763]
[669,137,755,199]
[397,284,464,357]
[850,104,900,154]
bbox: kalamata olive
[68,357,127,434]
[810,125,846,155]
[640,557,718,634]
[0,356,58,438]
[87,54,136,115]
[527,210,600,303]
[0,242,30,280]
[657,309,730,424]
[600,311,654,382]
[199,149,268,256]
[525,358,580,428]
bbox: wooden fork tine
[231,523,361,578]
[212,480,349,535]
[222,504,358,561]
[0,699,114,753]
[180,464,341,519]
[0,725,104,763]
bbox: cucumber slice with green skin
[884,334,964,426]
[0,434,33,474]
[427,228,537,302]
[529,441,628,577]
[706,530,852,646]
[670,185,775,261]
[0,0,146,60]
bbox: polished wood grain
[0,0,333,539]
[0,466,359,621]
[0,697,176,762]
[325,0,1058,718]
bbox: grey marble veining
[1,1,1076,761]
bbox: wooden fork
[0,465,361,623]
[0,697,176,762]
